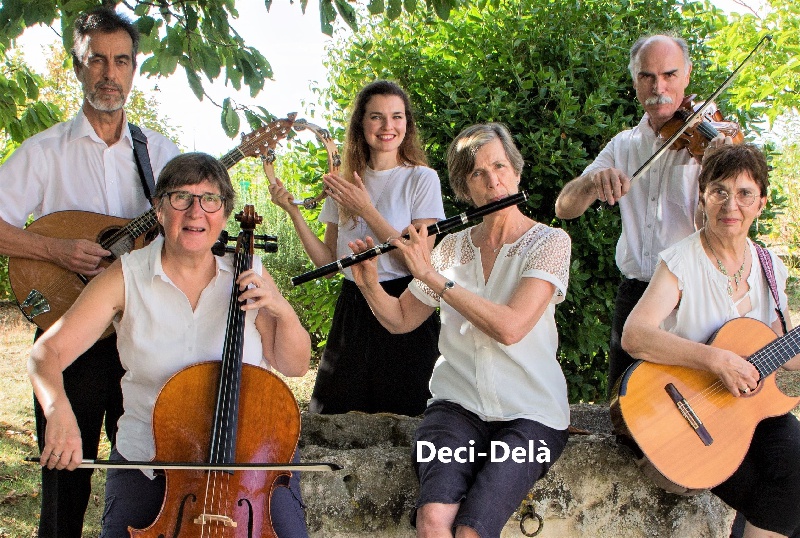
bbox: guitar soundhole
[99,227,134,260]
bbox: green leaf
[136,16,156,37]
[222,97,240,138]
[319,0,336,36]
[367,0,385,15]
[334,0,358,32]
[185,67,204,101]
[244,109,263,131]
[387,0,402,19]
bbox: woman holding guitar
[621,144,800,537]
[28,153,312,537]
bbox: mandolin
[9,121,292,337]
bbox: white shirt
[660,231,788,343]
[582,114,701,281]
[0,108,180,227]
[409,224,571,429]
[113,237,266,475]
[319,165,445,281]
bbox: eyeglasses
[706,187,757,208]
[163,191,226,213]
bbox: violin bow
[261,117,342,210]
[24,456,341,472]
[629,34,772,183]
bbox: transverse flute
[291,191,529,286]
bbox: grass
[0,302,317,538]
[1,275,798,537]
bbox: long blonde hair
[339,80,428,224]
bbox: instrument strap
[754,243,788,335]
[129,123,156,205]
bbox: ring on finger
[740,387,750,394]
[50,453,61,458]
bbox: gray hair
[447,123,524,204]
[628,34,691,82]
[72,7,140,68]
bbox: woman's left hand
[323,171,371,216]
[237,269,291,317]
[390,224,435,281]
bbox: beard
[644,94,674,106]
[80,78,127,113]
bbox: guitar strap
[129,123,156,205]
[754,243,788,336]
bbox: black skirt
[309,276,440,416]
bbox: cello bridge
[193,513,238,528]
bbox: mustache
[644,95,674,106]
[93,82,123,92]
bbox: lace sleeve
[521,227,571,297]
[410,232,463,304]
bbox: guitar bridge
[21,289,51,319]
[665,383,713,446]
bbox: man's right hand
[49,238,111,276]
[588,167,631,206]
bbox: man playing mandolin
[554,34,731,396]
[0,7,179,537]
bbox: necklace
[481,219,525,253]
[703,229,746,296]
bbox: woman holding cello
[28,152,312,537]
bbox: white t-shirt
[113,237,266,474]
[582,114,701,281]
[319,165,445,281]
[0,108,180,226]
[409,223,571,429]
[659,231,788,343]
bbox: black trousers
[607,277,650,398]
[33,331,124,538]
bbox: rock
[298,405,735,537]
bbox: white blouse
[409,223,572,429]
[113,237,266,474]
[319,165,445,281]
[660,231,788,343]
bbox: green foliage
[0,0,469,143]
[320,0,775,402]
[0,44,62,143]
[224,130,341,352]
[697,0,800,127]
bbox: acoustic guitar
[610,317,800,491]
[9,117,296,337]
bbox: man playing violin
[555,34,729,396]
[0,7,179,537]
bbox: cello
[131,206,301,538]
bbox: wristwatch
[440,280,455,297]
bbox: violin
[658,95,744,158]
[131,206,301,538]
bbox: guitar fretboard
[750,325,800,379]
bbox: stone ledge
[298,405,734,537]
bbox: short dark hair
[154,153,236,217]
[72,7,140,67]
[447,123,524,204]
[698,143,769,197]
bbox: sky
[16,1,333,155]
[14,0,768,155]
